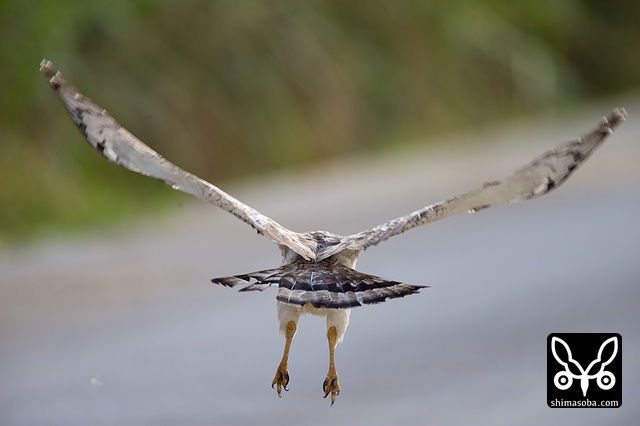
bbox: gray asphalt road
[2,102,639,425]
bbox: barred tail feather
[211,268,282,291]
[213,261,427,309]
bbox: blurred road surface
[2,100,639,425]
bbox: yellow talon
[272,365,289,396]
[323,373,340,405]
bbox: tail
[212,261,428,309]
[211,268,283,292]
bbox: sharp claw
[272,368,290,398]
[323,375,340,405]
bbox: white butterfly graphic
[551,336,618,397]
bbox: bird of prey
[40,59,626,405]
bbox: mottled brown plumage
[41,59,626,405]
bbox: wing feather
[40,59,316,260]
[317,108,626,261]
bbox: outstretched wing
[40,59,316,261]
[317,108,626,261]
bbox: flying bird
[40,59,626,405]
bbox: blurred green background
[1,0,639,245]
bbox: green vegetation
[1,0,639,245]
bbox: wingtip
[606,107,627,127]
[40,58,56,76]
[594,108,627,137]
[39,59,64,89]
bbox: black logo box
[547,333,621,408]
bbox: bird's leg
[272,320,296,396]
[323,325,341,405]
